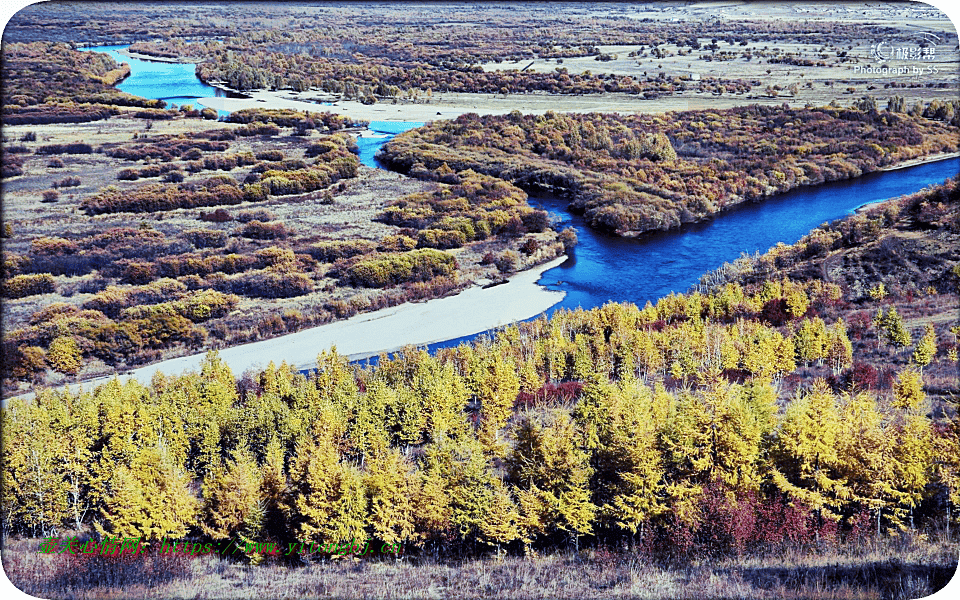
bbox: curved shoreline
[3,257,567,404]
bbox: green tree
[911,323,937,375]
[874,306,912,350]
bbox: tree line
[4,272,955,561]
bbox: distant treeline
[378,105,959,236]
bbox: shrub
[307,239,377,262]
[175,289,238,321]
[47,158,65,168]
[31,236,79,255]
[559,226,578,251]
[255,150,285,161]
[199,208,233,223]
[41,189,60,203]
[3,273,56,298]
[54,176,81,188]
[47,336,82,375]
[494,250,520,273]
[378,234,417,253]
[35,142,94,155]
[240,220,288,240]
[346,249,457,288]
[2,154,24,178]
[119,261,156,284]
[237,209,276,223]
[417,228,466,249]
[237,270,314,298]
[520,237,541,255]
[184,228,228,249]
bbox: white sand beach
[7,257,567,403]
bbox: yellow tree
[826,318,854,376]
[97,445,198,541]
[911,323,937,376]
[290,420,367,546]
[201,445,263,543]
[467,349,520,455]
[834,392,894,535]
[508,409,595,550]
[770,381,850,529]
[794,317,827,367]
[2,394,69,536]
[364,447,416,549]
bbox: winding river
[82,45,959,356]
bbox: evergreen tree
[508,409,595,550]
[97,445,198,541]
[201,445,263,542]
[364,447,416,549]
[911,323,937,375]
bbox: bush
[184,228,228,249]
[255,150,285,161]
[346,249,457,288]
[36,143,93,155]
[307,239,377,262]
[559,226,578,251]
[3,273,56,298]
[54,176,81,188]
[417,228,466,249]
[199,208,233,223]
[236,270,314,298]
[240,220,288,240]
[47,158,65,168]
[41,189,60,203]
[237,209,275,223]
[494,250,520,273]
[520,237,541,255]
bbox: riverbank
[195,88,809,124]
[852,151,960,213]
[3,256,566,404]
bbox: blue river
[80,44,239,114]
[75,45,960,356]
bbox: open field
[2,534,957,600]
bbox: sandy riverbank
[852,152,960,213]
[878,151,960,172]
[4,257,567,403]
[195,88,782,123]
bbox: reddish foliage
[760,297,790,326]
[514,381,584,408]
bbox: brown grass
[3,535,956,600]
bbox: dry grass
[3,535,956,600]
